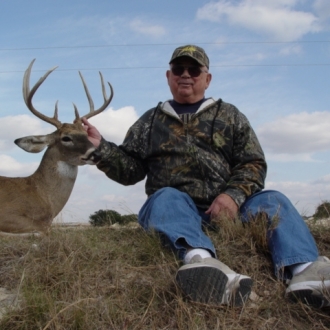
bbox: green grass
[0,219,330,330]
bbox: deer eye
[61,136,72,142]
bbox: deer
[0,59,113,235]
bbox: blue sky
[0,0,329,222]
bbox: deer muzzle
[85,149,102,164]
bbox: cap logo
[180,46,196,53]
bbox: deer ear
[15,135,50,153]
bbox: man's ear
[166,70,170,79]
[205,73,212,89]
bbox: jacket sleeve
[224,111,267,207]
[96,110,154,185]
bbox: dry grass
[0,219,330,330]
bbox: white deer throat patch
[57,161,77,179]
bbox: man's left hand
[205,193,238,220]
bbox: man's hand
[205,193,238,220]
[82,117,102,148]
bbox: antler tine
[78,71,114,120]
[23,59,62,129]
[73,103,80,122]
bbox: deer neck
[33,148,78,215]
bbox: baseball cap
[169,45,209,68]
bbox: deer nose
[87,149,102,163]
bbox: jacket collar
[160,98,216,117]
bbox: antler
[23,59,62,129]
[74,71,114,120]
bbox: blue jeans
[138,187,318,279]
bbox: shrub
[89,210,139,226]
[313,201,330,219]
[89,209,122,226]
[121,214,138,225]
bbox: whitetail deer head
[0,59,113,234]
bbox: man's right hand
[82,117,102,148]
[205,193,238,221]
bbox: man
[82,45,330,308]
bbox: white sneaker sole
[286,280,330,308]
[224,273,253,305]
[176,266,253,306]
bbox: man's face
[166,56,212,104]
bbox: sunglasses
[170,65,208,78]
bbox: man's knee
[245,190,291,207]
[240,190,295,222]
[151,187,195,206]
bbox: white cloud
[83,164,106,180]
[88,106,139,145]
[279,44,302,56]
[257,111,330,155]
[0,115,51,152]
[101,181,146,214]
[59,177,146,223]
[129,19,166,38]
[197,0,321,41]
[265,175,330,215]
[313,174,330,185]
[265,153,315,163]
[313,0,330,21]
[0,154,38,176]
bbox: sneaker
[176,255,253,306]
[286,256,330,308]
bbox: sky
[0,0,330,223]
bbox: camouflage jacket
[96,98,267,209]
